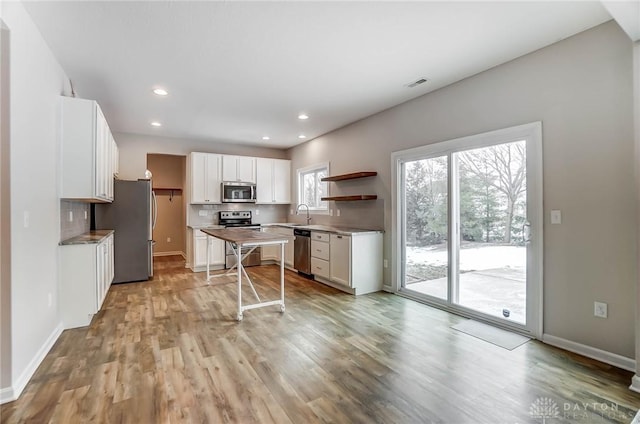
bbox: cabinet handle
[337,235,342,239]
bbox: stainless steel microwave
[221,181,256,203]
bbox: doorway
[392,122,543,337]
[146,154,186,259]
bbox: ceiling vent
[406,78,428,88]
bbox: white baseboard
[542,333,636,372]
[153,251,184,257]
[630,375,640,393]
[0,386,14,404]
[3,322,64,404]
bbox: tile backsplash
[60,200,90,241]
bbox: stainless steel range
[219,211,261,269]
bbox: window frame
[296,162,330,214]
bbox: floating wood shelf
[153,187,183,191]
[321,171,377,182]
[321,195,377,201]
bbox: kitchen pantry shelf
[321,171,377,182]
[321,195,377,201]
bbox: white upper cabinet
[256,158,291,204]
[190,152,222,204]
[61,96,116,202]
[222,155,256,183]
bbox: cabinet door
[194,235,208,267]
[282,228,294,267]
[273,159,291,203]
[190,153,207,203]
[260,227,280,261]
[330,234,351,286]
[107,235,114,286]
[255,158,274,203]
[209,237,225,266]
[205,154,222,203]
[95,242,105,310]
[94,107,107,200]
[237,156,256,183]
[222,155,238,181]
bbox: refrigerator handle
[152,190,158,230]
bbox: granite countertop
[188,224,224,230]
[262,223,383,235]
[60,230,114,245]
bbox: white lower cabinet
[59,233,114,329]
[329,234,350,286]
[311,232,330,279]
[190,228,225,271]
[261,226,295,269]
[312,231,383,295]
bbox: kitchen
[2,1,640,422]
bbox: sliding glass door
[394,123,542,336]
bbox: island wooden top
[200,228,291,246]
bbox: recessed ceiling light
[262,136,270,140]
[298,134,306,139]
[153,88,168,96]
[298,114,309,120]
[150,121,162,127]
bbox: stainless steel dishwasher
[293,229,311,275]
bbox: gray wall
[1,0,71,397]
[288,21,636,358]
[1,19,12,391]
[114,132,288,181]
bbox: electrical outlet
[594,301,608,318]
[84,210,88,220]
[550,210,562,224]
[383,259,388,268]
[255,209,260,216]
[290,209,293,215]
[68,210,73,222]
[337,209,341,217]
[167,237,171,243]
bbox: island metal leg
[206,235,211,282]
[280,242,285,312]
[237,243,243,321]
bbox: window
[297,163,329,211]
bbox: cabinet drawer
[311,240,330,260]
[311,257,330,280]
[311,232,330,242]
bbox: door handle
[523,221,531,243]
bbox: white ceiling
[23,1,611,149]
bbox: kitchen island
[201,228,291,321]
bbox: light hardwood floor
[2,255,639,423]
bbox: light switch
[550,210,562,224]
[68,211,73,222]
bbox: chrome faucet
[296,203,311,225]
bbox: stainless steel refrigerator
[94,179,156,283]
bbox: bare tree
[458,141,526,243]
